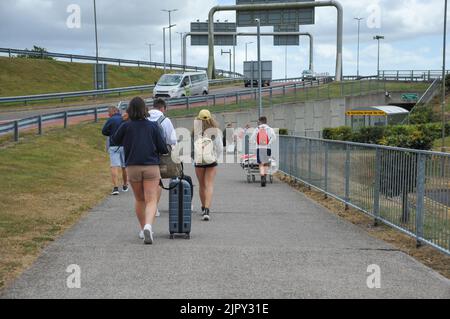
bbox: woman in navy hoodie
[113,97,168,245]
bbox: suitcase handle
[160,163,185,191]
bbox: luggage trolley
[239,134,276,184]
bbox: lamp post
[256,18,262,119]
[146,43,154,62]
[93,0,99,64]
[162,9,178,70]
[285,45,288,80]
[163,25,176,73]
[373,35,384,78]
[354,17,364,77]
[221,49,232,75]
[176,32,184,65]
[442,0,448,151]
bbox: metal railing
[0,106,109,141]
[279,135,450,256]
[378,70,449,82]
[0,78,333,141]
[0,47,242,78]
[0,78,244,105]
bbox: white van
[153,72,209,99]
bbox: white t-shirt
[148,110,177,146]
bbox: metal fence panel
[279,136,450,255]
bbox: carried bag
[257,127,270,146]
[194,136,217,166]
[160,148,183,179]
[156,115,183,179]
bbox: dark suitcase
[169,178,192,239]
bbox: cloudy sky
[0,0,447,78]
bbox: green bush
[408,107,438,125]
[322,124,445,151]
[323,126,353,141]
[383,125,434,150]
[278,128,289,136]
[351,126,386,144]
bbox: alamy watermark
[366,264,381,289]
[66,264,81,289]
[66,4,81,29]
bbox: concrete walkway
[2,164,449,299]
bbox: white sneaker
[143,224,153,245]
[139,230,144,240]
[156,210,161,217]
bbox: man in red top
[251,117,276,187]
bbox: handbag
[160,147,183,179]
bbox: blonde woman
[193,110,223,221]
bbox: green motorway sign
[401,93,419,102]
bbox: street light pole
[176,32,184,65]
[146,43,154,62]
[285,45,288,80]
[354,17,364,77]
[442,0,448,151]
[162,9,178,70]
[163,25,176,73]
[256,18,262,119]
[374,35,384,78]
[93,0,99,64]
[221,49,232,75]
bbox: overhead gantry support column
[207,1,342,80]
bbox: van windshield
[157,75,182,86]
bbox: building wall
[172,92,387,134]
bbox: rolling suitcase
[169,178,192,240]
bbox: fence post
[308,139,312,189]
[94,108,98,123]
[415,153,426,248]
[14,121,19,142]
[269,87,273,107]
[373,148,381,226]
[64,112,68,129]
[294,84,297,101]
[9,48,12,58]
[324,142,329,199]
[38,116,43,135]
[293,137,298,178]
[235,92,239,105]
[186,97,190,110]
[213,95,216,107]
[345,144,351,210]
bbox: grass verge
[277,173,450,280]
[0,121,110,289]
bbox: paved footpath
[2,164,449,299]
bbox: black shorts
[195,162,218,169]
[257,149,272,165]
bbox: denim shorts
[109,147,125,168]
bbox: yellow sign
[346,111,387,116]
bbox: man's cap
[197,109,212,121]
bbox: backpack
[194,136,217,165]
[257,127,270,146]
[157,115,167,143]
